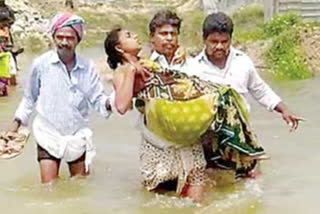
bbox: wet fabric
[140,137,206,194]
[135,59,265,179]
[33,115,95,173]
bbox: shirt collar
[150,50,164,62]
[49,49,85,70]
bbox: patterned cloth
[134,59,265,191]
[49,12,84,41]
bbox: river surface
[0,48,319,214]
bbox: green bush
[180,9,204,53]
[26,34,47,53]
[265,27,311,80]
[263,13,301,38]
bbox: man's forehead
[155,24,178,33]
[206,32,230,40]
[55,26,77,37]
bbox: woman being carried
[104,27,265,202]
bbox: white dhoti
[32,115,96,172]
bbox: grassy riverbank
[232,4,316,80]
[24,1,317,80]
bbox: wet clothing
[37,144,85,164]
[14,50,113,168]
[140,130,206,194]
[33,114,95,172]
[184,47,282,112]
[134,60,265,193]
[15,50,113,134]
[183,47,279,176]
[136,53,207,194]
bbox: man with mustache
[7,12,114,183]
[185,12,300,175]
[147,10,186,70]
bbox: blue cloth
[15,50,113,135]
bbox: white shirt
[183,47,281,112]
[15,50,113,135]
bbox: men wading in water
[7,12,114,184]
[185,12,302,177]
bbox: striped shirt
[15,50,113,135]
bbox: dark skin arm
[274,102,301,131]
[6,118,21,134]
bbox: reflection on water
[0,49,319,213]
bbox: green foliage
[265,27,311,80]
[26,34,47,53]
[125,13,150,43]
[232,4,265,43]
[263,13,301,37]
[180,9,204,54]
[78,10,151,48]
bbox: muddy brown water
[0,48,319,214]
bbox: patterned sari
[133,59,265,192]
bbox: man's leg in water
[39,159,61,183]
[68,152,88,178]
[185,184,205,202]
[37,144,61,183]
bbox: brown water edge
[0,48,319,213]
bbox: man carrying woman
[104,20,265,201]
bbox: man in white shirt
[146,10,186,70]
[7,12,113,184]
[184,12,301,173]
[185,12,300,128]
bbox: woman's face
[117,30,141,56]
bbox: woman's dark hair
[202,12,234,39]
[149,10,182,35]
[104,27,123,70]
